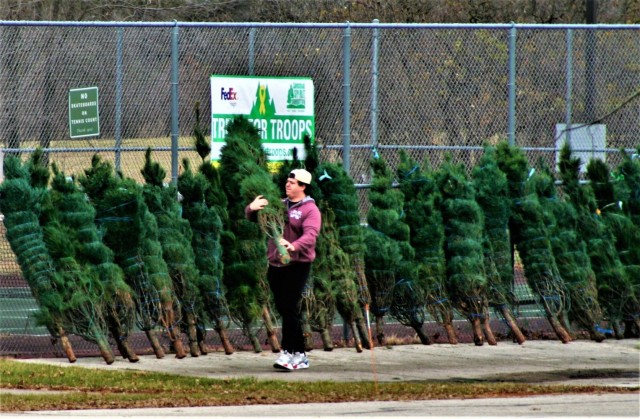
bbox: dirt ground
[15,338,640,387]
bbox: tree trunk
[262,305,281,353]
[57,328,77,363]
[498,306,526,344]
[412,322,432,345]
[96,336,115,365]
[471,317,484,346]
[432,302,458,344]
[247,327,262,353]
[546,315,572,343]
[443,322,459,344]
[197,326,208,355]
[356,316,372,350]
[481,315,497,345]
[320,328,333,351]
[163,301,187,358]
[108,322,139,362]
[185,312,200,357]
[215,326,235,355]
[349,321,364,352]
[540,299,572,343]
[145,329,165,359]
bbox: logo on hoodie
[290,209,302,220]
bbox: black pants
[267,262,311,354]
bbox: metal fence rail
[1,21,637,356]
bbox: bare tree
[0,1,633,23]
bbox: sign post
[69,87,100,138]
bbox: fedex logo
[221,87,237,101]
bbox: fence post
[249,27,256,75]
[115,27,124,172]
[371,19,380,151]
[342,22,351,174]
[585,0,597,121]
[507,22,517,146]
[171,21,179,185]
[564,29,574,145]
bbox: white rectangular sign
[210,75,315,162]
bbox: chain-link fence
[1,21,638,357]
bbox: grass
[0,358,636,412]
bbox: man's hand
[249,195,269,211]
[279,238,296,252]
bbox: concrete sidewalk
[17,338,640,385]
[6,338,640,417]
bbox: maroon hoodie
[245,196,321,267]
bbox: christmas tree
[530,162,605,342]
[395,150,453,345]
[47,163,139,361]
[141,148,204,357]
[0,155,76,362]
[436,156,495,346]
[218,116,281,352]
[395,151,458,344]
[364,150,413,345]
[615,147,640,226]
[300,138,370,351]
[558,143,636,339]
[181,102,234,354]
[178,158,234,354]
[28,151,116,364]
[586,156,640,337]
[495,142,572,343]
[472,146,526,344]
[79,155,186,358]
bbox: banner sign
[69,87,100,138]
[210,75,314,161]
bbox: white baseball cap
[289,169,312,185]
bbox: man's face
[285,178,305,200]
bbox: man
[246,169,321,370]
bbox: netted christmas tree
[0,155,76,362]
[435,156,496,346]
[472,146,526,344]
[394,151,454,345]
[558,143,637,339]
[495,142,572,343]
[178,158,234,354]
[218,116,281,352]
[46,163,139,361]
[586,155,640,338]
[304,139,370,351]
[79,155,186,358]
[364,150,415,345]
[141,148,204,357]
[530,162,605,342]
[23,150,116,364]
[615,147,640,226]
[395,152,458,344]
[179,102,233,354]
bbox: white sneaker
[290,352,309,370]
[273,351,293,370]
